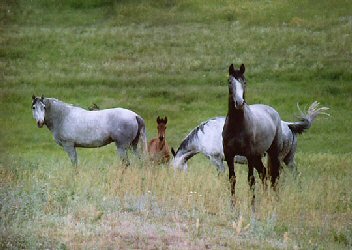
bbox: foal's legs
[62,143,77,166]
[283,135,298,175]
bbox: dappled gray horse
[171,101,328,172]
[171,117,247,172]
[223,64,282,205]
[32,95,147,165]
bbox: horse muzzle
[37,120,44,128]
[234,100,244,110]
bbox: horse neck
[227,93,245,120]
[175,138,199,161]
[174,148,196,165]
[158,138,167,150]
[44,99,69,130]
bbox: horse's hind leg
[250,156,266,184]
[247,156,267,211]
[268,126,282,188]
[283,135,298,175]
[62,143,77,166]
[131,141,141,159]
[234,155,248,165]
[131,132,140,155]
[267,153,280,188]
[116,143,129,166]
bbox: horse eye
[32,106,35,110]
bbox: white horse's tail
[287,101,329,134]
[135,115,148,154]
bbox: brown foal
[148,116,171,163]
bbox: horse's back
[66,108,137,131]
[248,104,281,132]
[59,107,140,147]
[197,117,225,156]
[249,104,281,122]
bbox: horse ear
[164,116,167,124]
[171,147,176,157]
[157,116,160,123]
[229,64,235,76]
[240,64,245,74]
[41,94,44,101]
[32,94,36,100]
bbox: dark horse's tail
[287,101,329,134]
[134,115,148,154]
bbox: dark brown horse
[148,116,171,163]
[222,64,282,207]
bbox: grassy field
[1,0,352,249]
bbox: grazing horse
[171,101,328,172]
[31,95,147,165]
[222,64,283,205]
[171,117,247,172]
[148,116,171,163]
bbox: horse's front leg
[251,156,267,184]
[247,158,258,212]
[209,156,225,173]
[267,154,280,189]
[225,155,236,207]
[62,143,77,166]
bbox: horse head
[228,64,247,110]
[170,147,189,171]
[32,94,46,128]
[156,116,167,141]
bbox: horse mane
[176,117,219,154]
[44,98,83,110]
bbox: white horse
[171,117,247,172]
[171,100,328,172]
[32,95,147,165]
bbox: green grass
[1,0,352,248]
